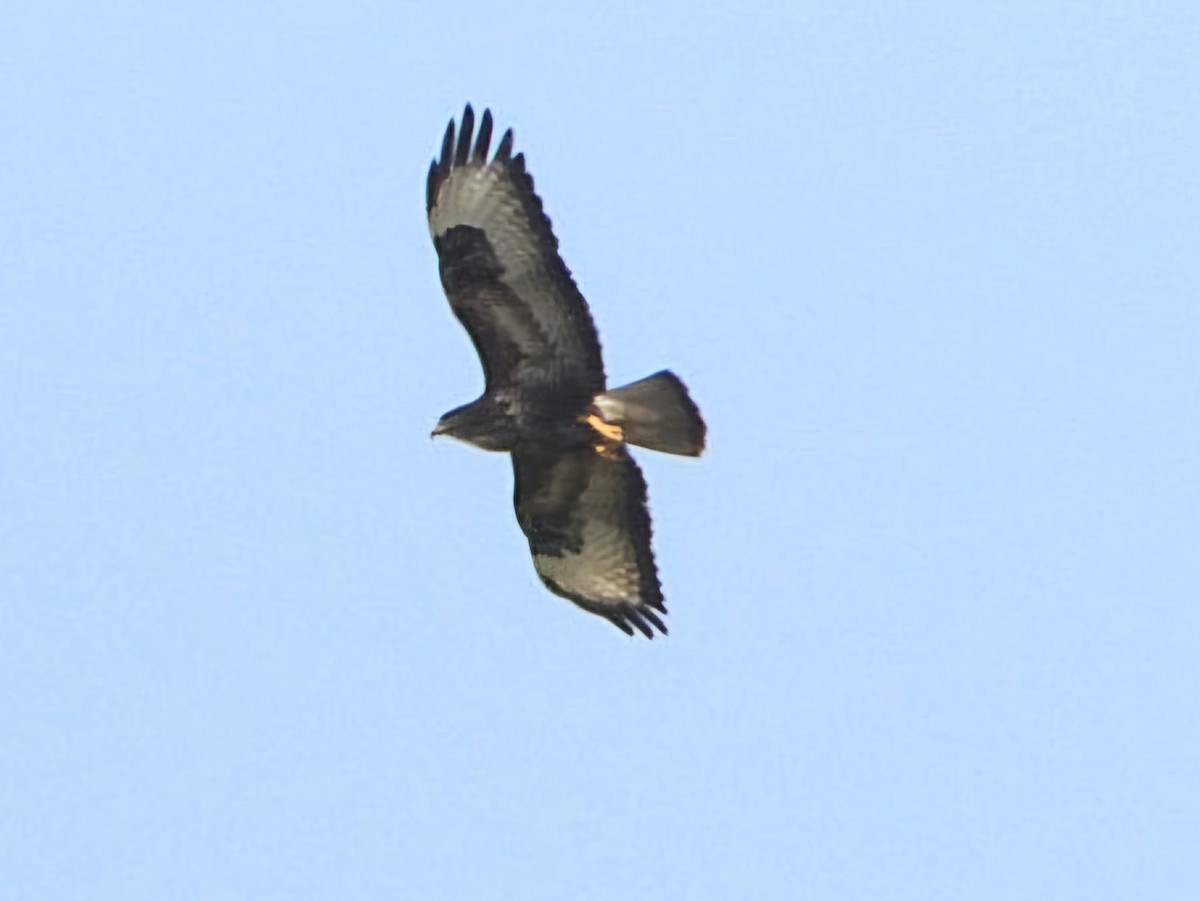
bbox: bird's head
[430,408,461,439]
[431,399,516,452]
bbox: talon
[584,412,624,444]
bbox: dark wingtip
[429,118,456,213]
[611,616,635,637]
[474,109,493,162]
[454,104,474,167]
[615,603,667,639]
[425,159,439,213]
[431,106,495,213]
[640,606,668,636]
[437,118,454,177]
[496,128,514,162]
[625,609,654,639]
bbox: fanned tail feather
[594,370,706,457]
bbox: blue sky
[3,2,1198,898]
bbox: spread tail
[594,370,706,457]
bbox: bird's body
[427,105,705,638]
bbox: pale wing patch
[525,451,650,605]
[534,517,642,602]
[429,165,546,287]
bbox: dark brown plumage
[427,105,705,637]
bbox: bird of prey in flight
[427,104,706,638]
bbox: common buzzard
[427,105,706,638]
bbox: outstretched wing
[428,104,605,398]
[512,444,666,638]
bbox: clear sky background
[3,3,1198,898]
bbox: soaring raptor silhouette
[427,105,706,638]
